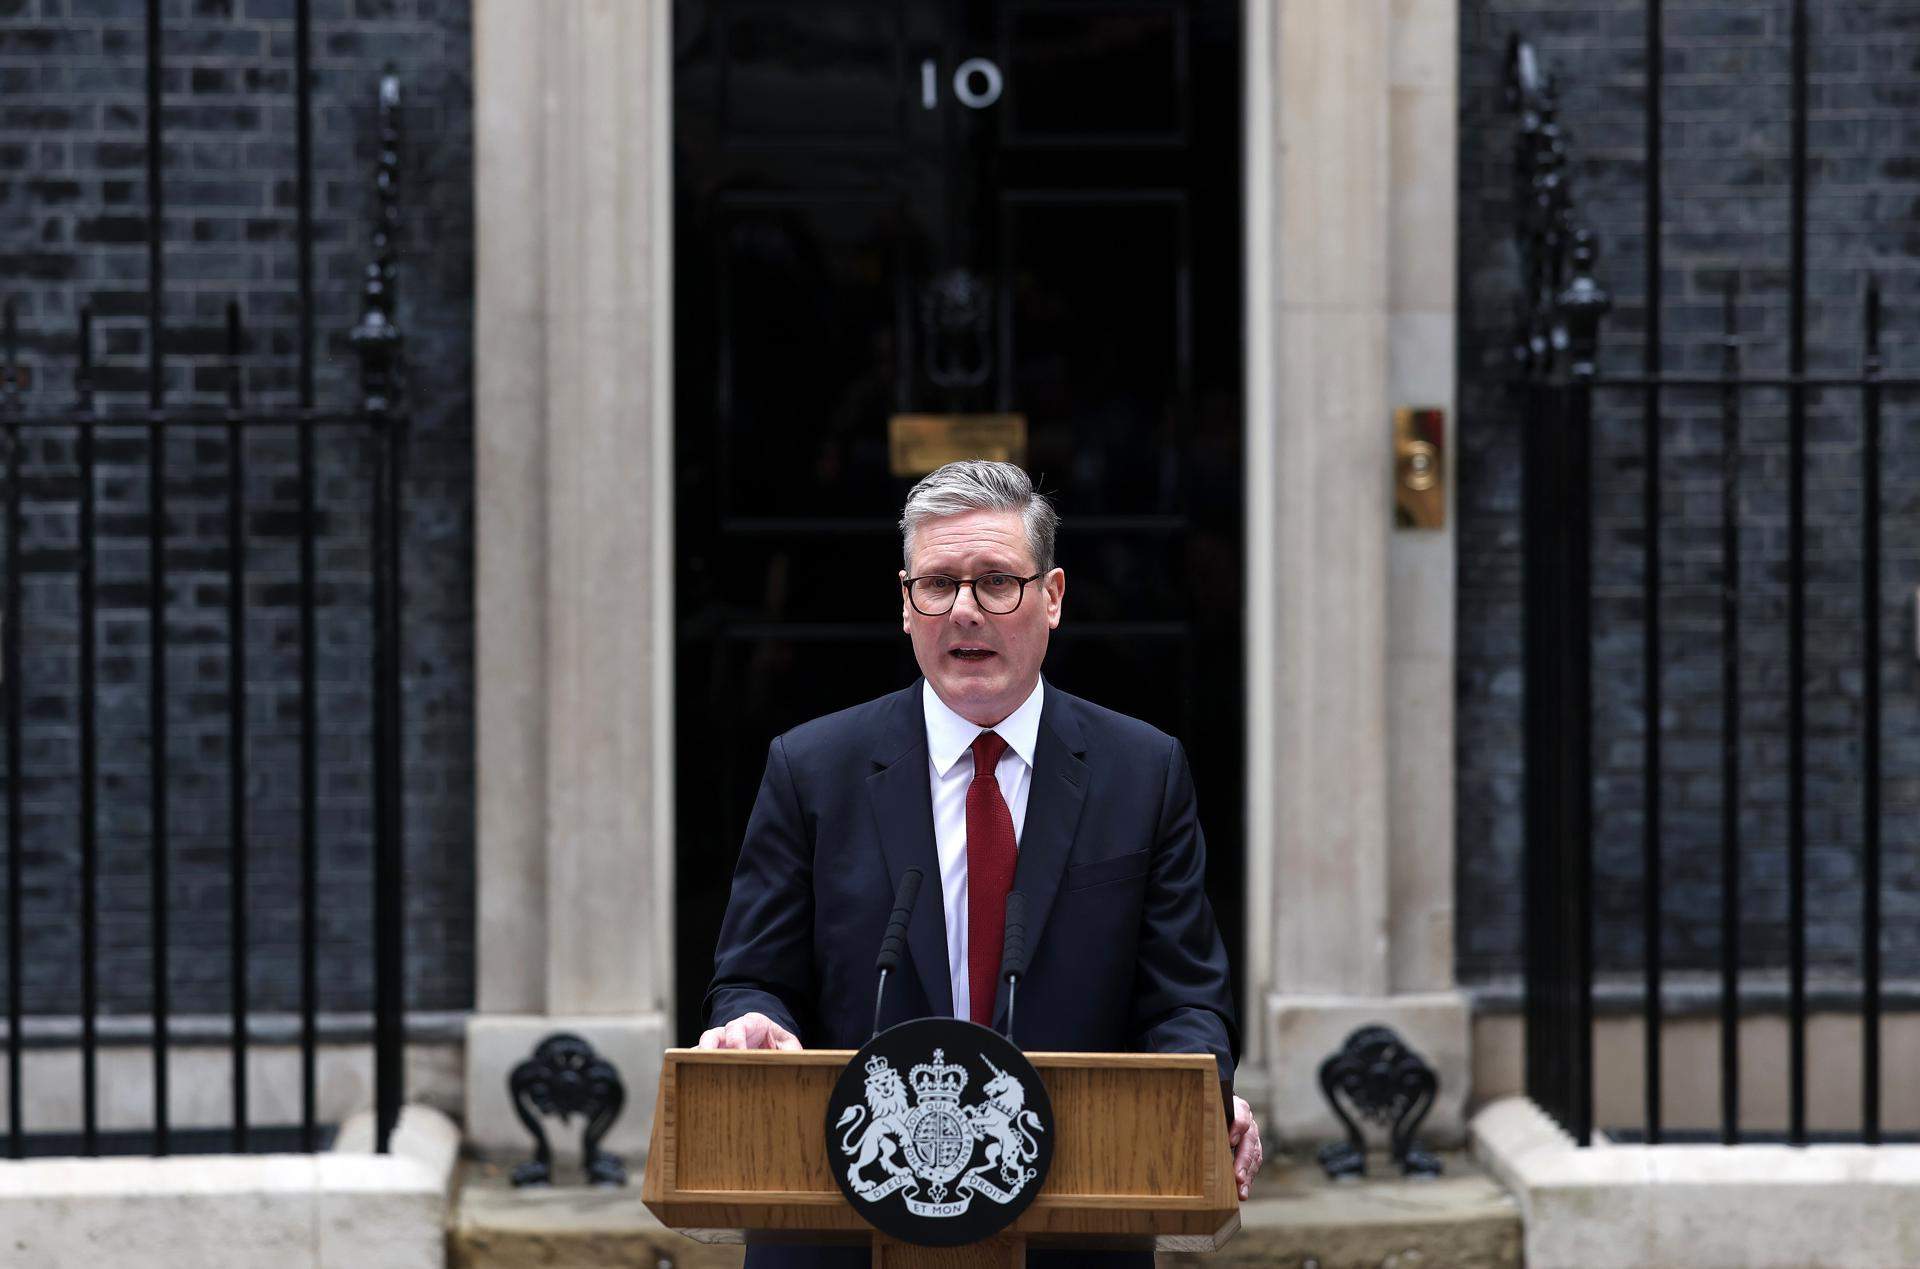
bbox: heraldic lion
[836,1056,914,1192]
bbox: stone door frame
[467,0,1465,1155]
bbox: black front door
[673,1,1242,1045]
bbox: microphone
[872,867,924,1038]
[998,890,1029,1040]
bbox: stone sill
[1472,1095,1920,1269]
[0,1104,460,1269]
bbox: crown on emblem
[909,1048,968,1105]
[865,1053,890,1077]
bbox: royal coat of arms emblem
[826,1019,1054,1246]
[836,1047,1043,1214]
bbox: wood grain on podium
[642,1049,1238,1250]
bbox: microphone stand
[872,868,924,1040]
[999,890,1028,1042]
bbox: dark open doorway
[672,0,1244,1045]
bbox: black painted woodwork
[673,1,1244,1048]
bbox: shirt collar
[922,677,1044,778]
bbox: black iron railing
[0,5,407,1157]
[1509,32,1603,1148]
[1512,12,1911,1148]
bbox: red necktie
[966,731,1017,1025]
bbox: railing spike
[1865,275,1882,370]
[226,299,244,412]
[1507,36,1609,379]
[75,306,94,412]
[351,67,404,416]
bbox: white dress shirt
[922,676,1044,1021]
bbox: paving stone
[450,1152,1522,1269]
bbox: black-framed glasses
[902,572,1044,616]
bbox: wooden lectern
[642,1048,1240,1268]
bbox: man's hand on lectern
[697,1011,803,1051]
[1229,1095,1264,1201]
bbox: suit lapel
[866,682,952,1017]
[994,683,1088,1030]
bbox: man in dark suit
[701,461,1262,1266]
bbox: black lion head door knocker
[920,268,993,391]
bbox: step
[1162,1151,1522,1269]
[449,1151,1521,1269]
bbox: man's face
[900,508,1065,727]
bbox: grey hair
[899,460,1059,572]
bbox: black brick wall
[1460,1,1920,983]
[23,0,1914,1011]
[0,0,473,1014]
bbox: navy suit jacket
[707,675,1238,1079]
[706,679,1238,1268]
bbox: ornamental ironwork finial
[351,68,404,414]
[508,1032,628,1187]
[1506,34,1609,379]
[1316,1024,1443,1180]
